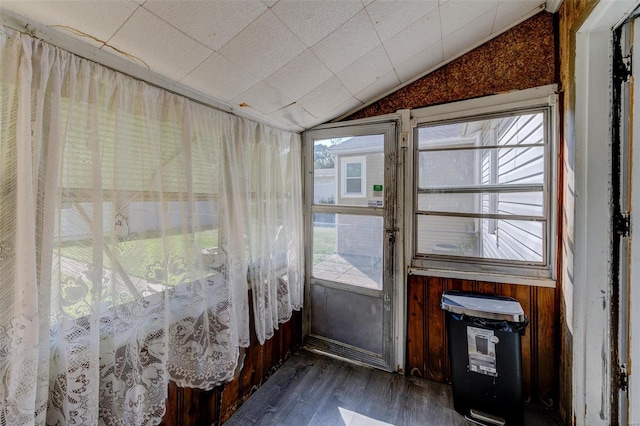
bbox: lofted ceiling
[0,0,548,132]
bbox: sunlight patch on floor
[338,407,395,426]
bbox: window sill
[407,266,556,288]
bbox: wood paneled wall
[406,274,557,406]
[160,307,302,425]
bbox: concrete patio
[312,253,382,290]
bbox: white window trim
[408,85,558,285]
[340,156,367,198]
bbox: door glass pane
[312,213,383,290]
[313,135,384,207]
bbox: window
[341,156,366,197]
[413,105,555,278]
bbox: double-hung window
[341,156,366,197]
[412,90,557,280]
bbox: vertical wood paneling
[536,286,557,405]
[447,278,474,292]
[407,275,426,377]
[219,374,240,423]
[162,382,181,425]
[474,281,497,294]
[264,330,276,378]
[159,385,222,426]
[406,274,558,405]
[426,277,446,382]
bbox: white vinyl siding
[493,114,545,261]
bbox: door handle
[385,227,398,244]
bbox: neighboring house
[417,124,479,256]
[328,134,385,207]
[56,200,218,241]
[313,168,335,204]
[326,135,385,258]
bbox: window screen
[414,109,551,268]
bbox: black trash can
[441,291,529,426]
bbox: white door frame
[573,1,639,424]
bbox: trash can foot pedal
[465,409,506,426]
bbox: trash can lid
[441,291,526,322]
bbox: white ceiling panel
[266,103,319,131]
[394,40,444,83]
[365,0,439,42]
[231,81,293,115]
[331,96,365,120]
[383,9,441,68]
[355,69,401,103]
[218,10,306,80]
[338,46,394,96]
[494,0,544,33]
[1,0,548,131]
[143,0,267,51]
[442,7,496,60]
[266,50,333,101]
[272,0,363,48]
[180,53,260,102]
[105,7,213,81]
[1,0,138,48]
[298,77,354,119]
[311,9,381,73]
[439,0,498,38]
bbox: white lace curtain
[0,27,303,426]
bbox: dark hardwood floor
[224,349,561,426]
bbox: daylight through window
[414,108,552,273]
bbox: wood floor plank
[225,349,562,426]
[266,356,343,426]
[225,352,314,424]
[306,361,373,426]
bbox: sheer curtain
[246,128,304,344]
[0,27,303,426]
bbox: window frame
[340,155,367,198]
[408,86,558,284]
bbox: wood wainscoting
[406,274,557,406]
[160,307,302,425]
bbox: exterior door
[303,120,397,371]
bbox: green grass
[54,230,219,318]
[58,230,219,280]
[312,225,336,265]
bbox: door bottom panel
[304,335,392,371]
